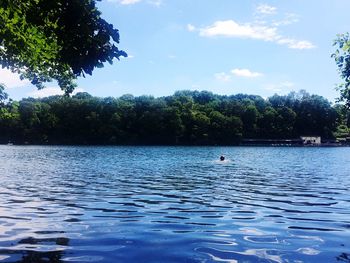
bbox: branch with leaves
[0,0,127,94]
[332,33,350,108]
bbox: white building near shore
[300,136,321,145]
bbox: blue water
[0,146,350,263]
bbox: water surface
[0,146,350,262]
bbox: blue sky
[1,0,350,102]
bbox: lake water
[0,146,350,263]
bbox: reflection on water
[337,252,350,262]
[0,146,350,262]
[6,236,68,263]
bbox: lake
[0,146,350,263]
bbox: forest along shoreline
[2,140,348,146]
[1,90,349,146]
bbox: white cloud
[265,85,281,92]
[277,38,316,49]
[280,81,294,88]
[29,87,64,98]
[113,0,141,4]
[194,12,315,50]
[148,0,162,7]
[272,13,299,26]
[215,72,231,82]
[28,87,84,98]
[187,24,196,32]
[122,0,140,3]
[199,20,278,41]
[0,69,30,88]
[256,4,277,15]
[264,81,294,92]
[232,68,263,78]
[107,0,161,5]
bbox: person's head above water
[220,155,225,161]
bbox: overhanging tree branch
[0,0,127,94]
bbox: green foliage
[242,105,259,137]
[333,103,350,139]
[0,84,8,105]
[0,0,126,94]
[0,90,341,145]
[332,33,350,108]
[334,124,349,138]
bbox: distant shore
[2,142,349,147]
[1,90,347,148]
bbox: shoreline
[2,142,349,147]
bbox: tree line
[0,89,347,145]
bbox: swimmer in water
[220,155,225,161]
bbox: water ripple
[0,146,349,262]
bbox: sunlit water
[0,146,350,263]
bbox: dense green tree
[0,100,21,142]
[332,33,350,107]
[293,94,337,137]
[0,0,126,93]
[275,107,296,137]
[269,94,288,108]
[192,111,210,144]
[0,90,341,145]
[162,107,184,144]
[242,105,259,137]
[208,111,242,144]
[334,103,350,128]
[258,107,278,138]
[0,84,8,105]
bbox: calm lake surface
[0,146,350,263]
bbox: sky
[1,0,350,102]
